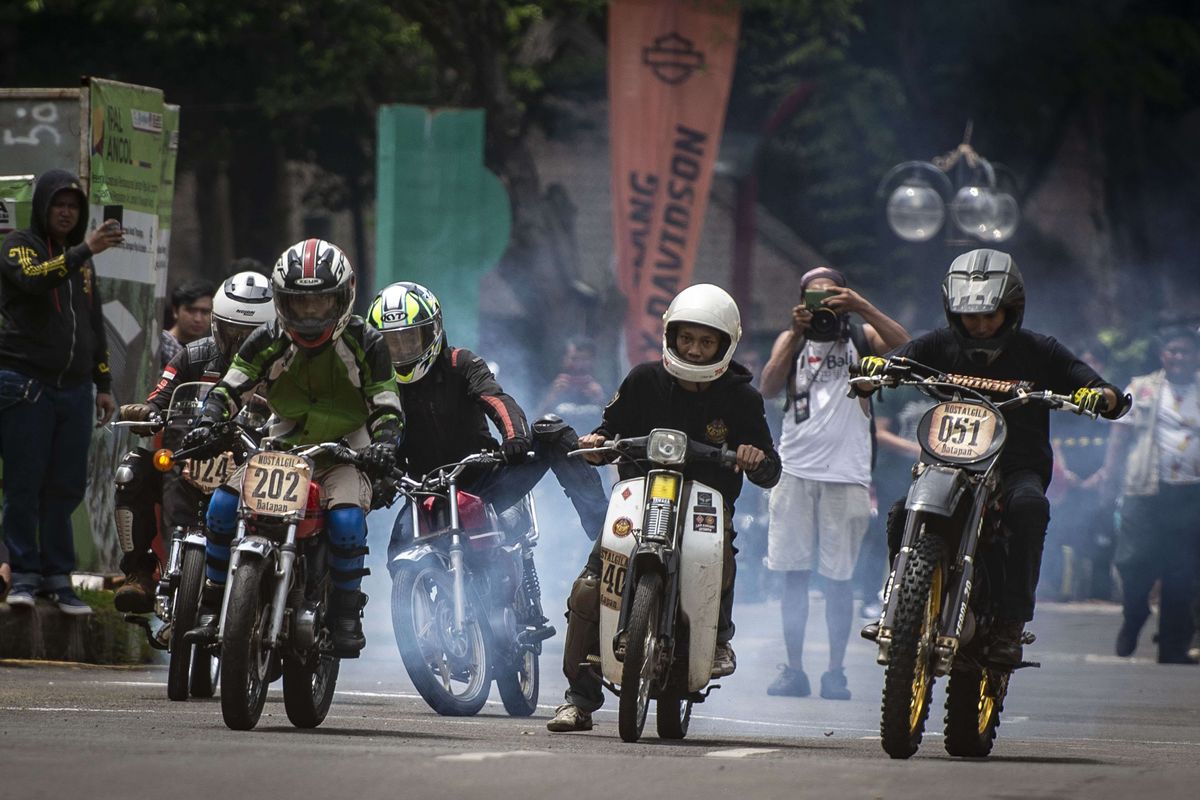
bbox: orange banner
[609,0,741,366]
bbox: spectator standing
[538,337,607,435]
[759,267,908,699]
[160,279,215,367]
[1104,327,1200,663]
[0,169,122,614]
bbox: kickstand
[123,614,169,651]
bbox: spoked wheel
[496,647,540,717]
[392,558,491,716]
[219,555,274,730]
[167,545,206,701]
[619,572,663,743]
[880,525,944,759]
[282,648,340,728]
[944,665,1008,757]
[655,685,692,740]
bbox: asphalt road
[2,588,1198,800]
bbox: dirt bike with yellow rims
[852,357,1122,759]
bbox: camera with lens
[803,289,846,341]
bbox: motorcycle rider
[858,249,1129,665]
[547,283,781,732]
[366,282,609,630]
[113,272,275,613]
[181,239,404,657]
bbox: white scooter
[572,428,734,742]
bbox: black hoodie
[595,359,781,509]
[0,169,111,392]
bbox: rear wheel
[167,545,205,701]
[618,572,663,743]
[496,648,539,717]
[944,665,1007,757]
[655,686,692,740]
[219,555,274,730]
[880,524,944,759]
[282,649,340,728]
[392,558,491,716]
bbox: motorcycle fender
[182,531,207,548]
[904,465,965,518]
[599,477,643,685]
[391,543,439,567]
[678,481,724,692]
[233,536,274,561]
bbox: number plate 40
[241,451,311,518]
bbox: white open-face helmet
[661,283,742,383]
[211,271,275,361]
[271,238,355,348]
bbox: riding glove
[1071,387,1107,415]
[858,356,889,377]
[359,441,397,475]
[180,423,217,455]
[119,403,158,436]
[501,436,532,465]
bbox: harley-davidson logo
[705,418,728,444]
[642,32,705,86]
[612,517,633,537]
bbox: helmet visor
[212,318,259,361]
[383,321,436,367]
[275,289,343,338]
[945,273,1008,315]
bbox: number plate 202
[241,451,311,518]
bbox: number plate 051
[925,402,998,461]
[241,451,312,518]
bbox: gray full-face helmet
[942,248,1025,363]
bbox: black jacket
[890,328,1118,483]
[595,360,781,509]
[396,345,530,479]
[0,169,110,392]
[147,337,227,411]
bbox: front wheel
[167,544,206,701]
[880,525,944,759]
[392,558,491,716]
[618,571,663,743]
[219,555,274,730]
[944,665,1008,757]
[282,649,340,728]
[496,648,539,717]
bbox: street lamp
[878,123,1019,244]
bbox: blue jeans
[0,370,94,590]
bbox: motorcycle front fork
[216,519,299,648]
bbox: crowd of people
[1,167,1197,698]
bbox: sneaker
[44,586,93,616]
[546,703,593,732]
[1115,617,1143,658]
[820,668,851,700]
[766,664,810,697]
[6,582,37,608]
[711,642,737,677]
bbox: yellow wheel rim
[977,672,996,735]
[908,563,942,733]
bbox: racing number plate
[182,451,235,493]
[925,402,998,461]
[241,451,311,518]
[598,548,629,611]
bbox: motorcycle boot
[183,580,224,645]
[114,552,157,614]
[711,641,737,677]
[989,620,1026,666]
[546,703,593,732]
[330,588,368,658]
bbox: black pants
[887,468,1050,623]
[115,447,206,574]
[1115,484,1200,661]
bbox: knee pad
[206,487,239,537]
[327,505,369,590]
[114,449,158,554]
[563,569,601,681]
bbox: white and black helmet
[211,271,274,361]
[661,283,742,383]
[272,238,355,348]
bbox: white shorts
[766,473,870,580]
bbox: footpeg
[517,625,556,646]
[123,614,169,651]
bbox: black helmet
[942,248,1025,363]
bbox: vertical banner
[155,104,180,350]
[0,175,35,236]
[609,0,741,366]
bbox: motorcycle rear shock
[521,552,545,623]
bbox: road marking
[705,747,779,759]
[437,751,551,762]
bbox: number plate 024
[182,452,235,493]
[925,402,998,461]
[241,451,311,518]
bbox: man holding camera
[759,267,908,699]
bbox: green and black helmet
[367,282,444,384]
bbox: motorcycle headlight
[647,429,687,465]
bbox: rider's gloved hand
[501,435,532,465]
[859,356,889,377]
[180,422,217,455]
[359,441,397,475]
[1071,387,1106,415]
[120,403,158,436]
